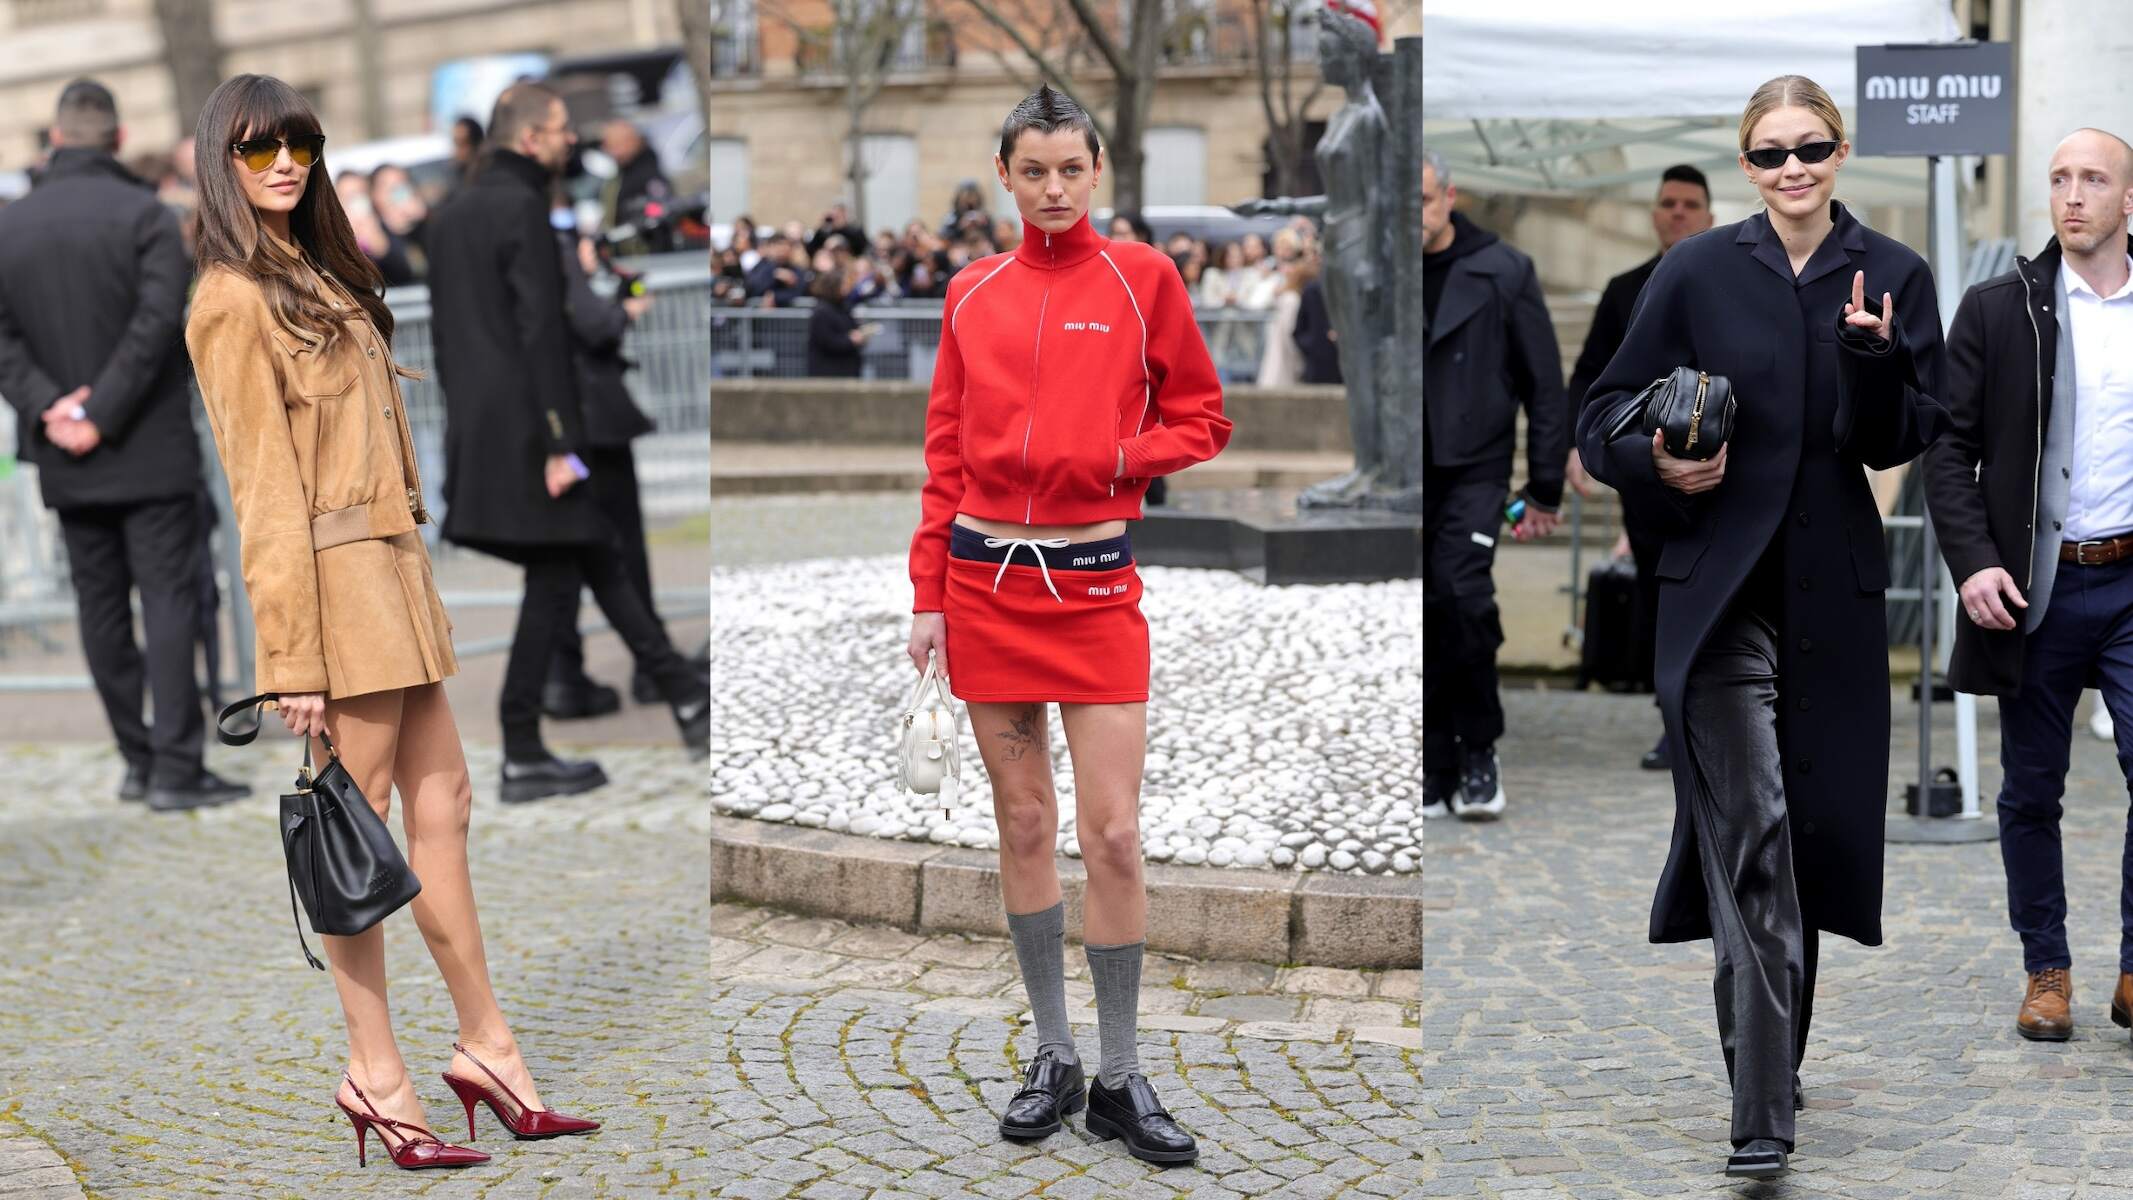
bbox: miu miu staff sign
[1854,40,2015,157]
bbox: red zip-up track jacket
[910,216,1232,612]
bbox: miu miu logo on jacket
[1062,321,1112,333]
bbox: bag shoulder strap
[218,692,336,759]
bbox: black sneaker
[1451,746,1506,821]
[542,679,622,720]
[118,763,150,802]
[146,768,249,812]
[500,753,609,803]
[1085,1073,1196,1165]
[674,696,709,760]
[1421,771,1456,820]
[998,1049,1085,1140]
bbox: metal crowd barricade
[710,301,1276,383]
[0,259,712,691]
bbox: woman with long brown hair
[185,74,597,1170]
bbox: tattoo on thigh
[998,706,1040,761]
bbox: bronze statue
[1234,19,1421,511]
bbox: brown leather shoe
[2017,968,2073,1041]
[2111,971,2133,1036]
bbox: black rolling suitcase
[1577,558,1644,692]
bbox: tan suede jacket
[186,238,437,695]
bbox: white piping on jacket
[1097,250,1151,497]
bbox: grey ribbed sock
[1006,902,1078,1064]
[1084,940,1144,1089]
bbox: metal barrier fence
[711,302,1279,385]
[0,259,711,685]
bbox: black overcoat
[0,148,198,510]
[424,150,601,555]
[1576,201,1949,948]
[1921,235,2118,697]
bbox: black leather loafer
[118,764,149,802]
[1725,1139,1788,1179]
[998,1050,1084,1140]
[1640,734,1670,771]
[1085,1073,1196,1165]
[500,754,609,804]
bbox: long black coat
[1576,201,1949,948]
[0,148,197,510]
[424,150,601,554]
[1921,235,2114,696]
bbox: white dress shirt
[2061,255,2133,541]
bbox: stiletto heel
[334,1074,490,1169]
[440,1043,600,1140]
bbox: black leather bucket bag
[217,694,422,970]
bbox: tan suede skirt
[315,530,458,700]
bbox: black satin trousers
[1681,600,1816,1151]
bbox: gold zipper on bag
[1685,371,1710,453]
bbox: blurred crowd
[0,112,682,288]
[712,181,1343,387]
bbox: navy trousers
[1996,556,2133,976]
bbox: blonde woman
[1576,74,1948,1178]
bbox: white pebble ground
[710,556,1421,874]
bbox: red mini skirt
[943,535,1150,704]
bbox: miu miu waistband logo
[1087,583,1128,597]
[1062,321,1112,333]
[1071,550,1123,566]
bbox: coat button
[1798,576,1812,591]
[367,347,377,358]
[1799,637,1813,652]
[1797,511,1810,527]
[1798,756,1813,773]
[383,406,392,418]
[2055,521,2063,531]
[1798,696,1813,711]
[1802,820,1817,835]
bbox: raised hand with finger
[1842,269,1894,345]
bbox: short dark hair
[486,81,564,153]
[54,77,119,151]
[998,85,1100,167]
[1659,164,1711,204]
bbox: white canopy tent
[1422,0,1962,208]
[1424,0,1993,832]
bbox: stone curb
[709,815,1422,968]
[0,1131,85,1200]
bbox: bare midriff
[954,513,1128,542]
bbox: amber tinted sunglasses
[1742,140,1839,171]
[230,134,326,172]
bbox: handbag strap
[905,656,953,716]
[218,692,337,759]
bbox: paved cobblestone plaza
[1424,687,2133,1197]
[0,740,710,1199]
[710,903,1422,1199]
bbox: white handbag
[897,656,962,815]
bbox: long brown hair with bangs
[191,74,393,354]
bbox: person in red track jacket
[904,86,1230,1166]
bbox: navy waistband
[950,525,1134,570]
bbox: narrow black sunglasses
[1743,140,1839,171]
[230,134,326,173]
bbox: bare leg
[312,689,434,1137]
[969,701,1061,913]
[1060,702,1148,945]
[393,681,548,1110]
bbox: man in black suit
[1566,164,1714,771]
[0,79,246,810]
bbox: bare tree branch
[958,0,1114,147]
[1060,0,1127,80]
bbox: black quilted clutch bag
[1605,366,1736,462]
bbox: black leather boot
[998,1050,1084,1140]
[1085,1073,1196,1165]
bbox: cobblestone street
[0,739,710,1199]
[1424,686,2133,1197]
[710,902,1422,1198]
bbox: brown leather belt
[2061,534,2133,566]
